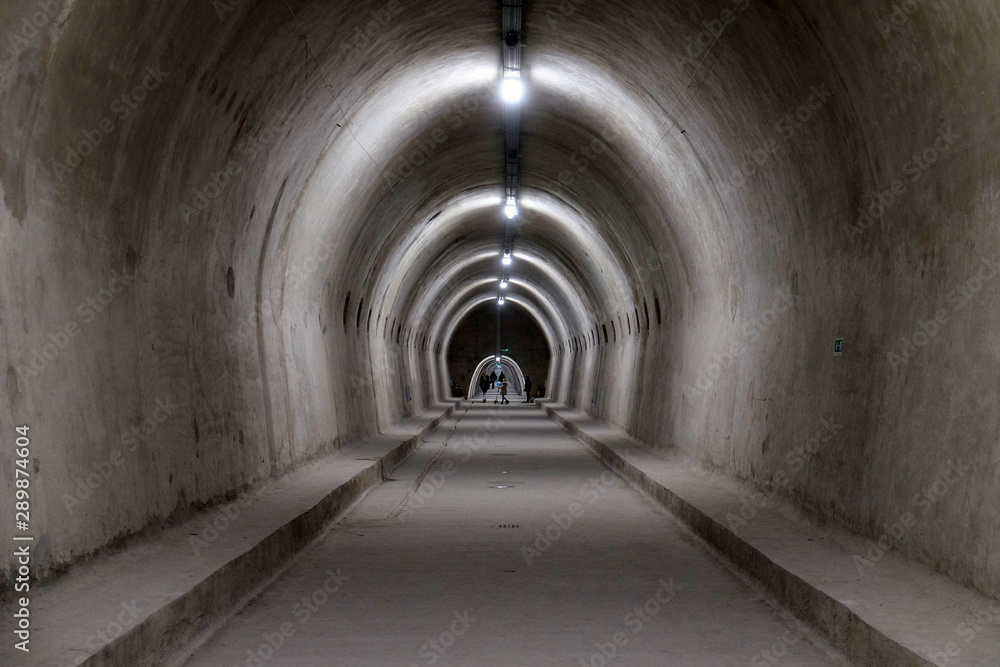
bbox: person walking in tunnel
[500,378,509,404]
[489,369,498,403]
[522,375,532,403]
[479,371,490,403]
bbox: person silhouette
[479,372,490,403]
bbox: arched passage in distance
[447,300,552,400]
[467,355,526,400]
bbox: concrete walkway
[0,405,458,667]
[538,402,1000,667]
[181,404,849,666]
[470,386,526,404]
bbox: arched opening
[466,355,526,400]
[445,300,551,399]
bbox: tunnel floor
[181,405,850,666]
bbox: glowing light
[502,250,512,266]
[500,279,508,289]
[504,195,518,219]
[501,71,523,103]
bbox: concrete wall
[0,0,997,600]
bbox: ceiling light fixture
[504,195,518,219]
[501,70,523,104]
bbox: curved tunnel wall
[0,0,998,599]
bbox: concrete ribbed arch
[432,285,565,357]
[369,200,637,411]
[437,294,560,402]
[508,250,607,334]
[257,38,693,440]
[467,355,526,399]
[429,292,559,400]
[404,250,501,333]
[410,274,566,405]
[366,188,634,353]
[410,242,595,351]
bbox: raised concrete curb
[20,403,458,667]
[537,401,991,667]
[106,403,458,667]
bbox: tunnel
[1,0,999,665]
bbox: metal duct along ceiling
[496,0,526,356]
